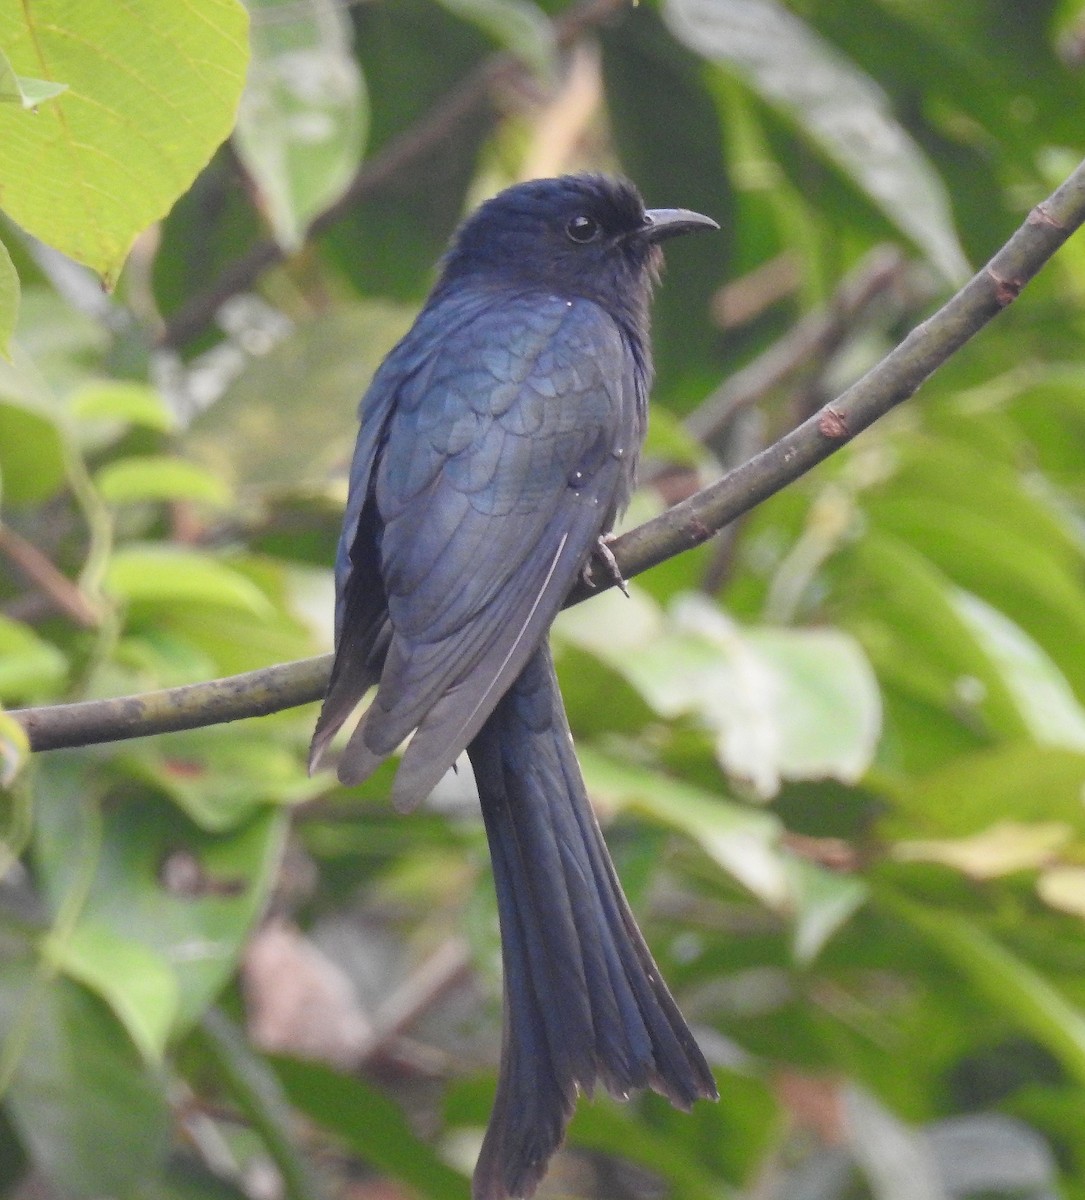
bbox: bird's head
[435,174,718,323]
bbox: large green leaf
[568,590,881,797]
[0,400,67,506]
[834,533,1031,745]
[579,747,788,907]
[275,1054,472,1200]
[106,546,275,617]
[882,745,1085,840]
[94,455,232,507]
[52,921,178,1062]
[196,1012,325,1200]
[0,615,67,703]
[234,0,367,252]
[887,895,1085,1088]
[663,0,968,282]
[950,590,1085,752]
[33,759,287,1038]
[0,967,170,1194]
[0,0,250,283]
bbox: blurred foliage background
[2,0,1085,1197]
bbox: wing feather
[335,293,642,800]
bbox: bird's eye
[565,214,601,244]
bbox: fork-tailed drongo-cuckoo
[310,174,719,1200]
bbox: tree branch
[12,158,1085,754]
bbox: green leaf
[569,1100,731,1200]
[33,761,287,1033]
[895,821,1074,881]
[120,730,322,831]
[275,1055,472,1200]
[0,49,67,109]
[950,590,1085,752]
[0,0,250,284]
[0,400,67,506]
[234,0,367,252]
[664,0,969,282]
[579,748,789,907]
[106,546,274,617]
[884,746,1085,841]
[868,503,1085,702]
[47,921,178,1062]
[434,0,556,79]
[0,236,17,360]
[0,969,170,1195]
[0,615,67,703]
[886,895,1085,1088]
[561,590,881,796]
[322,0,491,302]
[837,533,1031,745]
[68,381,176,431]
[94,455,232,507]
[785,856,868,965]
[606,594,881,797]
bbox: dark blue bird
[310,174,719,1200]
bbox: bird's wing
[310,287,514,772]
[338,293,642,806]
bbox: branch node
[817,406,849,440]
[1028,201,1066,231]
[986,267,1024,307]
[685,516,714,545]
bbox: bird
[310,173,720,1200]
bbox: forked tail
[466,645,717,1200]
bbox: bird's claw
[582,534,629,596]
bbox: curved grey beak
[643,207,719,243]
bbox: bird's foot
[582,534,629,596]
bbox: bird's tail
[466,645,717,1200]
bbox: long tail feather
[467,645,717,1200]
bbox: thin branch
[12,158,1085,754]
[0,523,99,629]
[684,245,913,447]
[158,0,628,351]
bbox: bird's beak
[642,207,719,243]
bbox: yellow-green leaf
[894,821,1076,880]
[95,456,232,507]
[106,546,273,617]
[0,236,17,360]
[48,922,179,1063]
[1037,867,1085,920]
[0,0,250,284]
[0,613,68,701]
[69,382,176,432]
